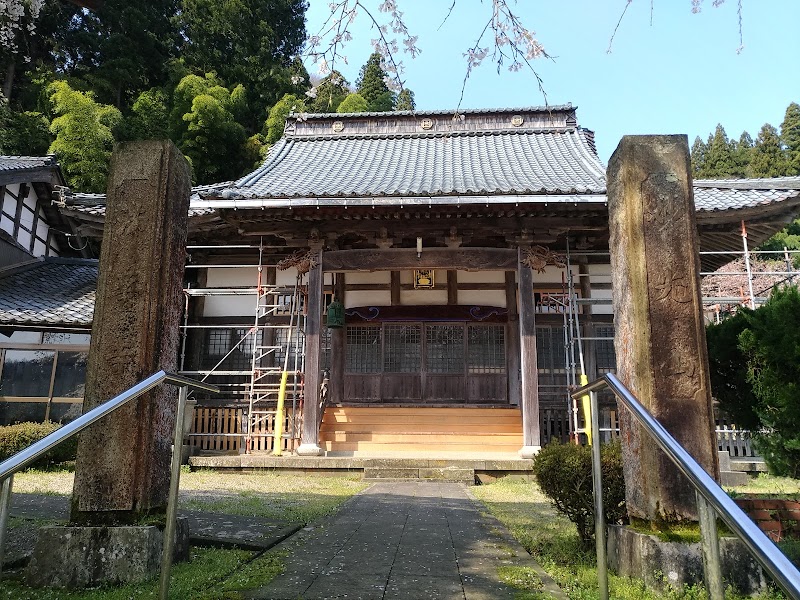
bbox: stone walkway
[244,482,564,600]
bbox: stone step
[363,466,475,484]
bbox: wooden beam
[297,250,324,456]
[518,248,540,456]
[323,248,518,272]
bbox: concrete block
[607,525,768,595]
[720,470,751,487]
[25,518,189,589]
[418,468,475,483]
[364,468,420,480]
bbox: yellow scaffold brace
[272,370,290,456]
[579,373,592,446]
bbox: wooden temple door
[381,324,422,402]
[423,324,465,402]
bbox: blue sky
[304,1,800,163]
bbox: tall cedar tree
[781,102,800,175]
[396,88,416,111]
[698,124,737,178]
[750,124,788,177]
[178,0,308,131]
[690,136,707,178]
[356,53,395,112]
[309,71,349,113]
[735,131,754,177]
[51,0,180,109]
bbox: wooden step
[320,406,523,455]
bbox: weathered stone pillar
[297,250,324,456]
[70,141,190,524]
[608,135,719,522]
[517,249,540,457]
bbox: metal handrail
[0,370,219,600]
[572,372,800,600]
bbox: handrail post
[590,390,609,600]
[0,475,13,577]
[159,385,188,600]
[697,491,724,600]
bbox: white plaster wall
[0,331,42,344]
[458,289,505,307]
[346,290,391,307]
[588,263,613,315]
[457,270,505,283]
[400,289,448,305]
[346,271,390,285]
[204,266,258,317]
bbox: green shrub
[0,421,77,466]
[532,440,626,548]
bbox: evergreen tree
[781,102,800,175]
[178,0,307,129]
[47,81,121,193]
[337,93,369,113]
[750,123,788,178]
[0,96,50,155]
[697,124,737,178]
[265,93,307,144]
[396,88,416,111]
[356,53,395,112]
[734,131,754,178]
[690,136,707,178]
[308,71,349,113]
[53,0,180,108]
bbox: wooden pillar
[505,271,521,406]
[608,135,719,522]
[330,273,346,404]
[390,271,400,305]
[517,248,540,457]
[71,141,190,524]
[297,250,324,456]
[447,270,458,305]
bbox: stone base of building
[25,517,189,589]
[517,446,540,459]
[607,525,767,595]
[296,443,323,456]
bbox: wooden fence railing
[187,406,302,454]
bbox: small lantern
[326,299,345,328]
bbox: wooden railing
[187,406,302,453]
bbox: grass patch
[1,547,285,600]
[473,478,786,600]
[6,469,368,599]
[497,565,548,599]
[727,473,800,497]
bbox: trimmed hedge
[0,421,77,466]
[532,440,626,547]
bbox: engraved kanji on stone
[653,269,692,303]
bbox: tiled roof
[0,258,97,327]
[211,127,606,200]
[299,104,577,120]
[693,177,800,212]
[0,155,56,172]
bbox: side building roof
[0,258,97,329]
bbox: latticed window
[346,326,382,373]
[202,327,255,371]
[384,324,421,373]
[536,326,568,406]
[425,325,464,374]
[594,325,616,374]
[467,325,505,373]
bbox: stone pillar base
[296,444,324,456]
[25,518,189,589]
[518,446,540,459]
[608,525,767,595]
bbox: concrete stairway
[319,406,523,456]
